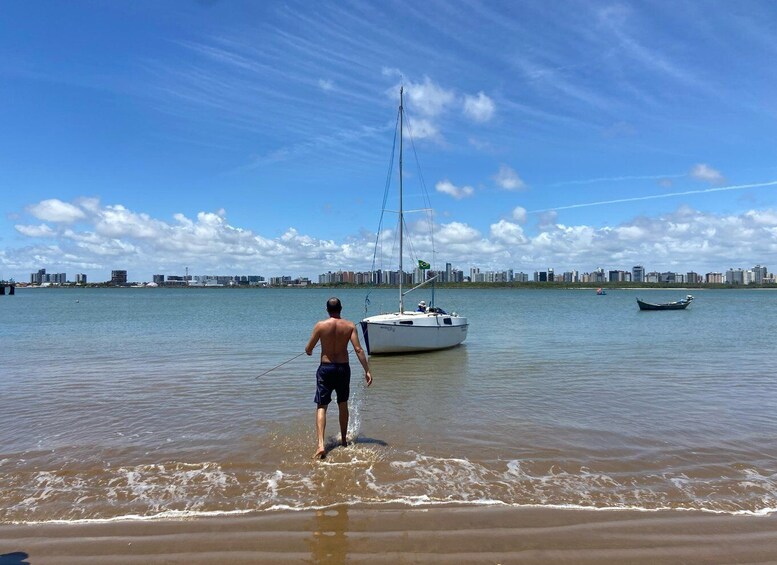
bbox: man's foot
[313,448,326,460]
[340,440,348,448]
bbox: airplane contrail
[530,180,777,213]
[550,173,685,187]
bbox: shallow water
[2,286,776,522]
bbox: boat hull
[636,298,692,310]
[360,312,468,354]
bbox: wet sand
[2,505,777,564]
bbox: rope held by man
[256,350,308,379]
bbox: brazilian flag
[418,259,430,270]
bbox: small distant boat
[636,295,694,311]
[596,288,606,295]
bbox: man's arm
[305,323,321,356]
[349,325,372,386]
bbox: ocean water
[1,286,777,523]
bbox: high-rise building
[111,270,128,285]
[30,268,46,285]
[659,272,677,283]
[76,273,87,284]
[632,265,645,283]
[725,268,744,285]
[609,270,627,282]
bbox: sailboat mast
[398,86,404,313]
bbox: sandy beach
[3,505,777,564]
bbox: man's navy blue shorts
[314,363,351,406]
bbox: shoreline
[10,283,777,291]
[3,505,777,564]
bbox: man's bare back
[309,317,357,364]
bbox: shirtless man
[305,297,372,459]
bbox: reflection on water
[309,505,348,565]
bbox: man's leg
[314,405,327,459]
[338,402,348,447]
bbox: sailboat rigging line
[255,350,308,379]
[370,111,400,275]
[366,108,400,315]
[404,105,437,271]
[402,215,420,270]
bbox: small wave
[4,451,777,524]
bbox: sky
[2,0,777,283]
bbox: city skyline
[18,261,772,287]
[3,3,777,282]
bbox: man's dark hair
[326,297,342,314]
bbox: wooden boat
[636,295,694,311]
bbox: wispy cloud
[690,163,725,184]
[463,92,495,122]
[596,4,706,89]
[15,224,56,238]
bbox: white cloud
[403,76,456,117]
[614,225,646,240]
[691,163,724,184]
[490,220,527,245]
[404,118,440,141]
[503,206,777,272]
[15,224,55,238]
[435,180,475,200]
[318,79,334,91]
[386,75,494,144]
[77,197,102,213]
[512,206,528,224]
[463,91,495,122]
[6,197,777,280]
[436,221,480,244]
[28,199,86,223]
[95,205,167,239]
[7,199,376,278]
[746,210,777,225]
[493,165,526,191]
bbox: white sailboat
[360,87,469,355]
